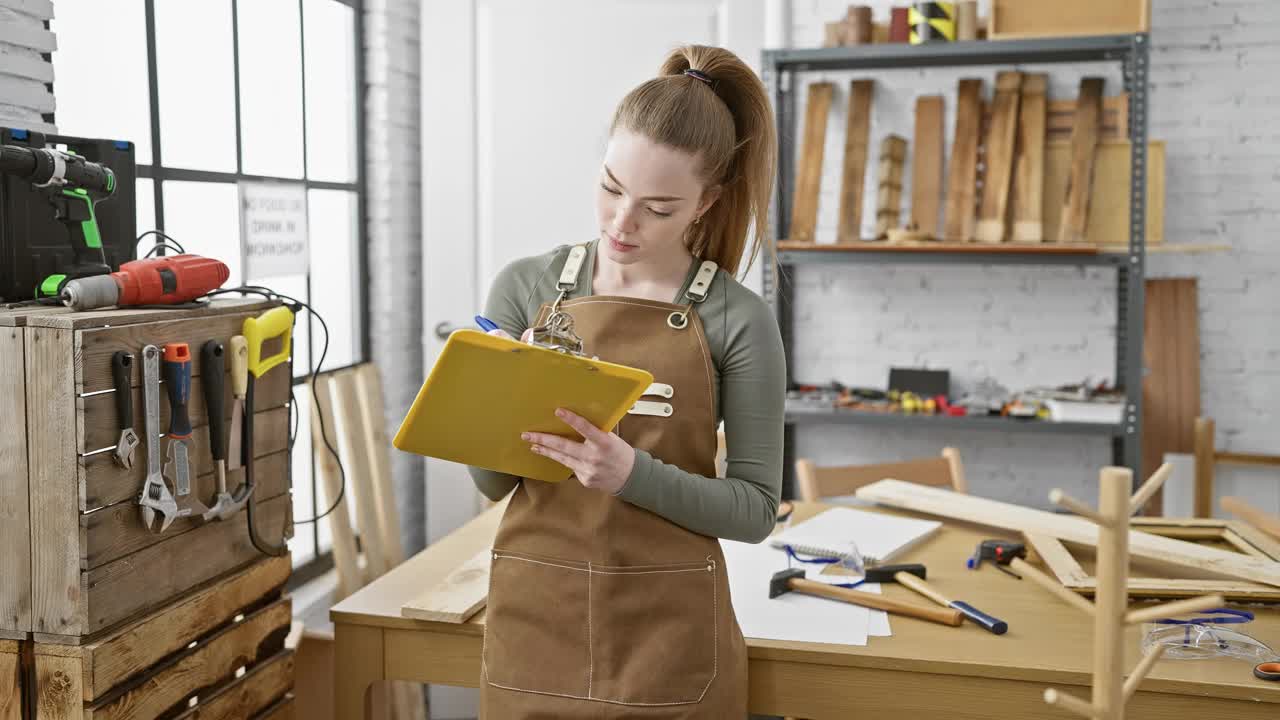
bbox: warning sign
[239,181,309,280]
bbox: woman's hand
[523,408,635,494]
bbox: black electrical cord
[135,229,185,253]
[142,241,186,259]
[203,285,347,526]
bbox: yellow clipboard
[393,329,654,482]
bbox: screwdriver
[162,343,195,502]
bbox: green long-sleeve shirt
[468,240,785,543]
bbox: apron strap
[668,260,719,330]
[557,244,589,292]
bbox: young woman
[469,44,785,718]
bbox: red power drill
[59,254,229,311]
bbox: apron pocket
[484,550,591,699]
[588,558,718,705]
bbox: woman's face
[596,129,715,266]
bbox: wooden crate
[0,639,20,720]
[32,556,295,720]
[989,0,1149,39]
[0,299,294,640]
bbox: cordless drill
[0,143,115,295]
[60,254,230,311]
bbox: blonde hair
[610,45,777,278]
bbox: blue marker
[475,315,500,332]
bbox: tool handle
[789,578,963,627]
[111,351,133,429]
[162,343,192,439]
[950,601,1009,635]
[893,571,953,607]
[229,335,248,397]
[201,340,226,463]
[243,306,294,378]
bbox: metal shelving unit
[761,34,1150,497]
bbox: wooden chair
[794,447,967,502]
[1194,416,1280,518]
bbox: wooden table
[331,501,1280,719]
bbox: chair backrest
[795,447,966,502]
[1194,416,1280,518]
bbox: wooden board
[75,556,290,699]
[26,327,81,637]
[1059,77,1104,244]
[777,240,1098,255]
[0,640,19,720]
[331,368,391,579]
[943,78,982,242]
[909,95,945,237]
[974,72,1021,244]
[313,375,361,601]
[1046,94,1128,143]
[81,405,290,511]
[854,479,1280,588]
[874,135,907,238]
[1143,279,1200,513]
[22,299,275,332]
[401,549,491,623]
[836,80,873,243]
[1041,140,1165,245]
[79,452,289,570]
[171,651,293,720]
[1029,519,1280,601]
[789,82,834,243]
[355,364,405,567]
[254,694,296,720]
[0,328,31,636]
[1010,74,1047,243]
[79,366,290,453]
[77,598,291,720]
[989,0,1150,39]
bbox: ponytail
[611,45,777,277]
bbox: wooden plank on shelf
[1059,77,1104,244]
[26,327,82,637]
[909,95,945,237]
[776,240,1099,255]
[1045,94,1128,143]
[1042,140,1164,245]
[974,72,1021,243]
[80,598,291,720]
[1010,73,1047,243]
[837,80,874,243]
[989,0,1150,39]
[77,556,290,700]
[943,78,982,242]
[170,650,294,720]
[1142,278,1199,513]
[789,82,834,243]
[874,135,907,238]
[0,328,30,636]
[401,549,491,624]
[81,405,290,511]
[854,479,1280,588]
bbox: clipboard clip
[529,307,586,357]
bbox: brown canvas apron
[480,246,748,719]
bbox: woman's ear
[697,184,723,218]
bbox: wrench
[138,344,184,532]
[110,352,140,469]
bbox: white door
[421,2,765,715]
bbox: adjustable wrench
[110,351,140,468]
[138,345,182,532]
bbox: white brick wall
[365,0,426,556]
[788,0,1279,514]
[0,0,56,133]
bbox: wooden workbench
[331,500,1280,719]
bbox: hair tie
[683,68,713,86]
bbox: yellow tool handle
[243,306,294,378]
[789,577,963,627]
[229,335,249,397]
[893,571,953,607]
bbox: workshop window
[51,0,368,572]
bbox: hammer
[200,340,254,522]
[770,565,963,627]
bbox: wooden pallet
[3,300,293,640]
[32,557,294,719]
[0,640,19,720]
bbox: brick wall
[364,0,425,556]
[788,0,1279,513]
[0,0,56,133]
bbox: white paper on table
[806,573,892,637]
[720,539,869,647]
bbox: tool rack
[761,34,1152,496]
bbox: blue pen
[475,315,500,332]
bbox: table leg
[335,623,386,720]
